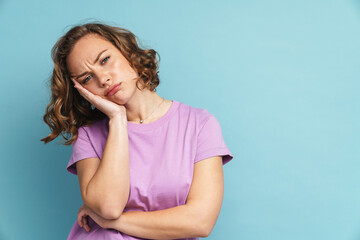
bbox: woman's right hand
[72,79,126,120]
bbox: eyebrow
[72,49,108,80]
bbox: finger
[81,217,87,230]
[75,86,100,108]
[72,80,84,92]
[77,209,86,227]
[71,79,84,93]
[82,216,86,228]
[71,78,79,86]
[71,78,93,98]
[83,216,91,232]
[71,79,84,96]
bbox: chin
[110,96,127,105]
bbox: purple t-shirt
[66,100,233,240]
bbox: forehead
[66,34,115,73]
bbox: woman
[42,22,233,240]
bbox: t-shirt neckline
[127,100,179,132]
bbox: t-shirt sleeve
[67,127,99,175]
[194,113,233,165]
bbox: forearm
[85,116,130,218]
[107,157,224,238]
[111,205,208,239]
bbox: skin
[67,33,225,238]
[67,33,172,122]
[76,155,224,238]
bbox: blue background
[0,0,359,239]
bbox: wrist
[109,115,127,127]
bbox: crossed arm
[72,76,225,238]
[78,156,224,239]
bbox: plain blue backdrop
[1,0,359,239]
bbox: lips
[105,83,122,96]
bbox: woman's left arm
[112,156,224,239]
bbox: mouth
[105,83,122,96]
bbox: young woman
[42,22,233,240]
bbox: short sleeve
[194,113,233,165]
[67,127,99,175]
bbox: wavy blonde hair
[41,23,160,145]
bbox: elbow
[197,221,214,238]
[186,204,218,238]
[83,197,124,219]
[192,210,217,238]
[100,207,122,220]
[82,189,128,220]
[99,202,125,219]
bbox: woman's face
[66,33,139,105]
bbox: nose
[97,71,111,87]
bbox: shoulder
[176,101,233,165]
[175,100,215,127]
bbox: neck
[124,88,164,123]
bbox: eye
[82,75,92,84]
[101,56,110,64]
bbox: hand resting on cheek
[72,79,127,121]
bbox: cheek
[111,61,124,75]
[112,59,138,79]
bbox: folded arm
[77,117,130,220]
[108,156,224,239]
[72,76,130,220]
